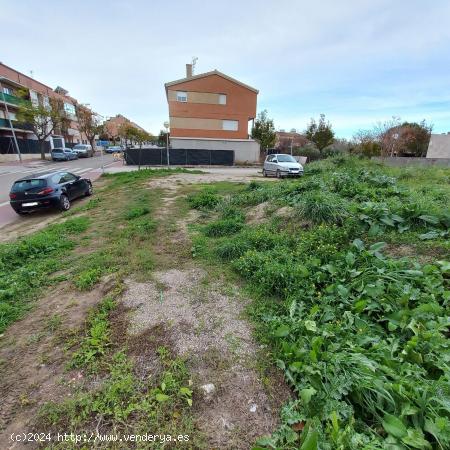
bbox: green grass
[188,156,450,449]
[0,217,90,333]
[70,296,116,370]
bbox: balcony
[0,92,28,107]
[0,118,33,131]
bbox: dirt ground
[0,169,288,449]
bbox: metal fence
[124,147,235,166]
[0,136,51,154]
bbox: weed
[0,217,90,333]
[294,191,348,224]
[124,206,150,220]
[189,158,450,449]
[70,296,116,370]
[188,189,220,210]
[203,218,244,237]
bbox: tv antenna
[192,57,198,75]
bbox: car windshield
[277,155,296,162]
[12,179,46,192]
[73,145,86,149]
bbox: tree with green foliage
[76,106,104,152]
[16,96,66,160]
[305,113,335,153]
[134,129,153,148]
[251,110,276,152]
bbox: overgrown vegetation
[0,217,89,332]
[189,156,450,449]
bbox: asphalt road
[0,154,118,228]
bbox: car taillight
[37,187,54,195]
[9,193,17,199]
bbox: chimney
[186,64,192,78]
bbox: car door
[266,155,275,173]
[59,172,80,199]
[270,155,278,173]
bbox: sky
[2,0,450,138]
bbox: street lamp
[164,121,170,167]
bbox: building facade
[426,133,450,159]
[165,65,260,163]
[103,114,147,144]
[0,62,88,160]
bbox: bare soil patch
[0,277,116,446]
[121,172,290,448]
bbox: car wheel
[276,170,283,179]
[59,194,71,211]
[85,183,93,196]
[262,169,267,177]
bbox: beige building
[426,133,450,158]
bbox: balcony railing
[0,118,33,131]
[0,92,27,107]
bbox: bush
[294,145,321,162]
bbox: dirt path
[122,173,289,448]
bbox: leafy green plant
[187,189,220,210]
[189,158,450,449]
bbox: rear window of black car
[12,179,47,192]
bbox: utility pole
[0,81,22,163]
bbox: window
[43,96,50,109]
[64,102,76,116]
[219,94,227,105]
[30,90,39,106]
[2,87,13,96]
[277,155,296,162]
[59,173,76,183]
[222,120,238,131]
[12,179,46,192]
[176,91,187,102]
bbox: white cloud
[2,0,450,137]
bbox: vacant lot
[0,158,448,449]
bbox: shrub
[294,145,321,162]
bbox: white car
[263,154,304,178]
[72,144,94,158]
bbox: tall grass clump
[294,191,348,225]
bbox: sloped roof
[165,70,259,94]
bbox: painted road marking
[0,201,10,207]
[73,168,93,174]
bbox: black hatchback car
[9,171,93,214]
